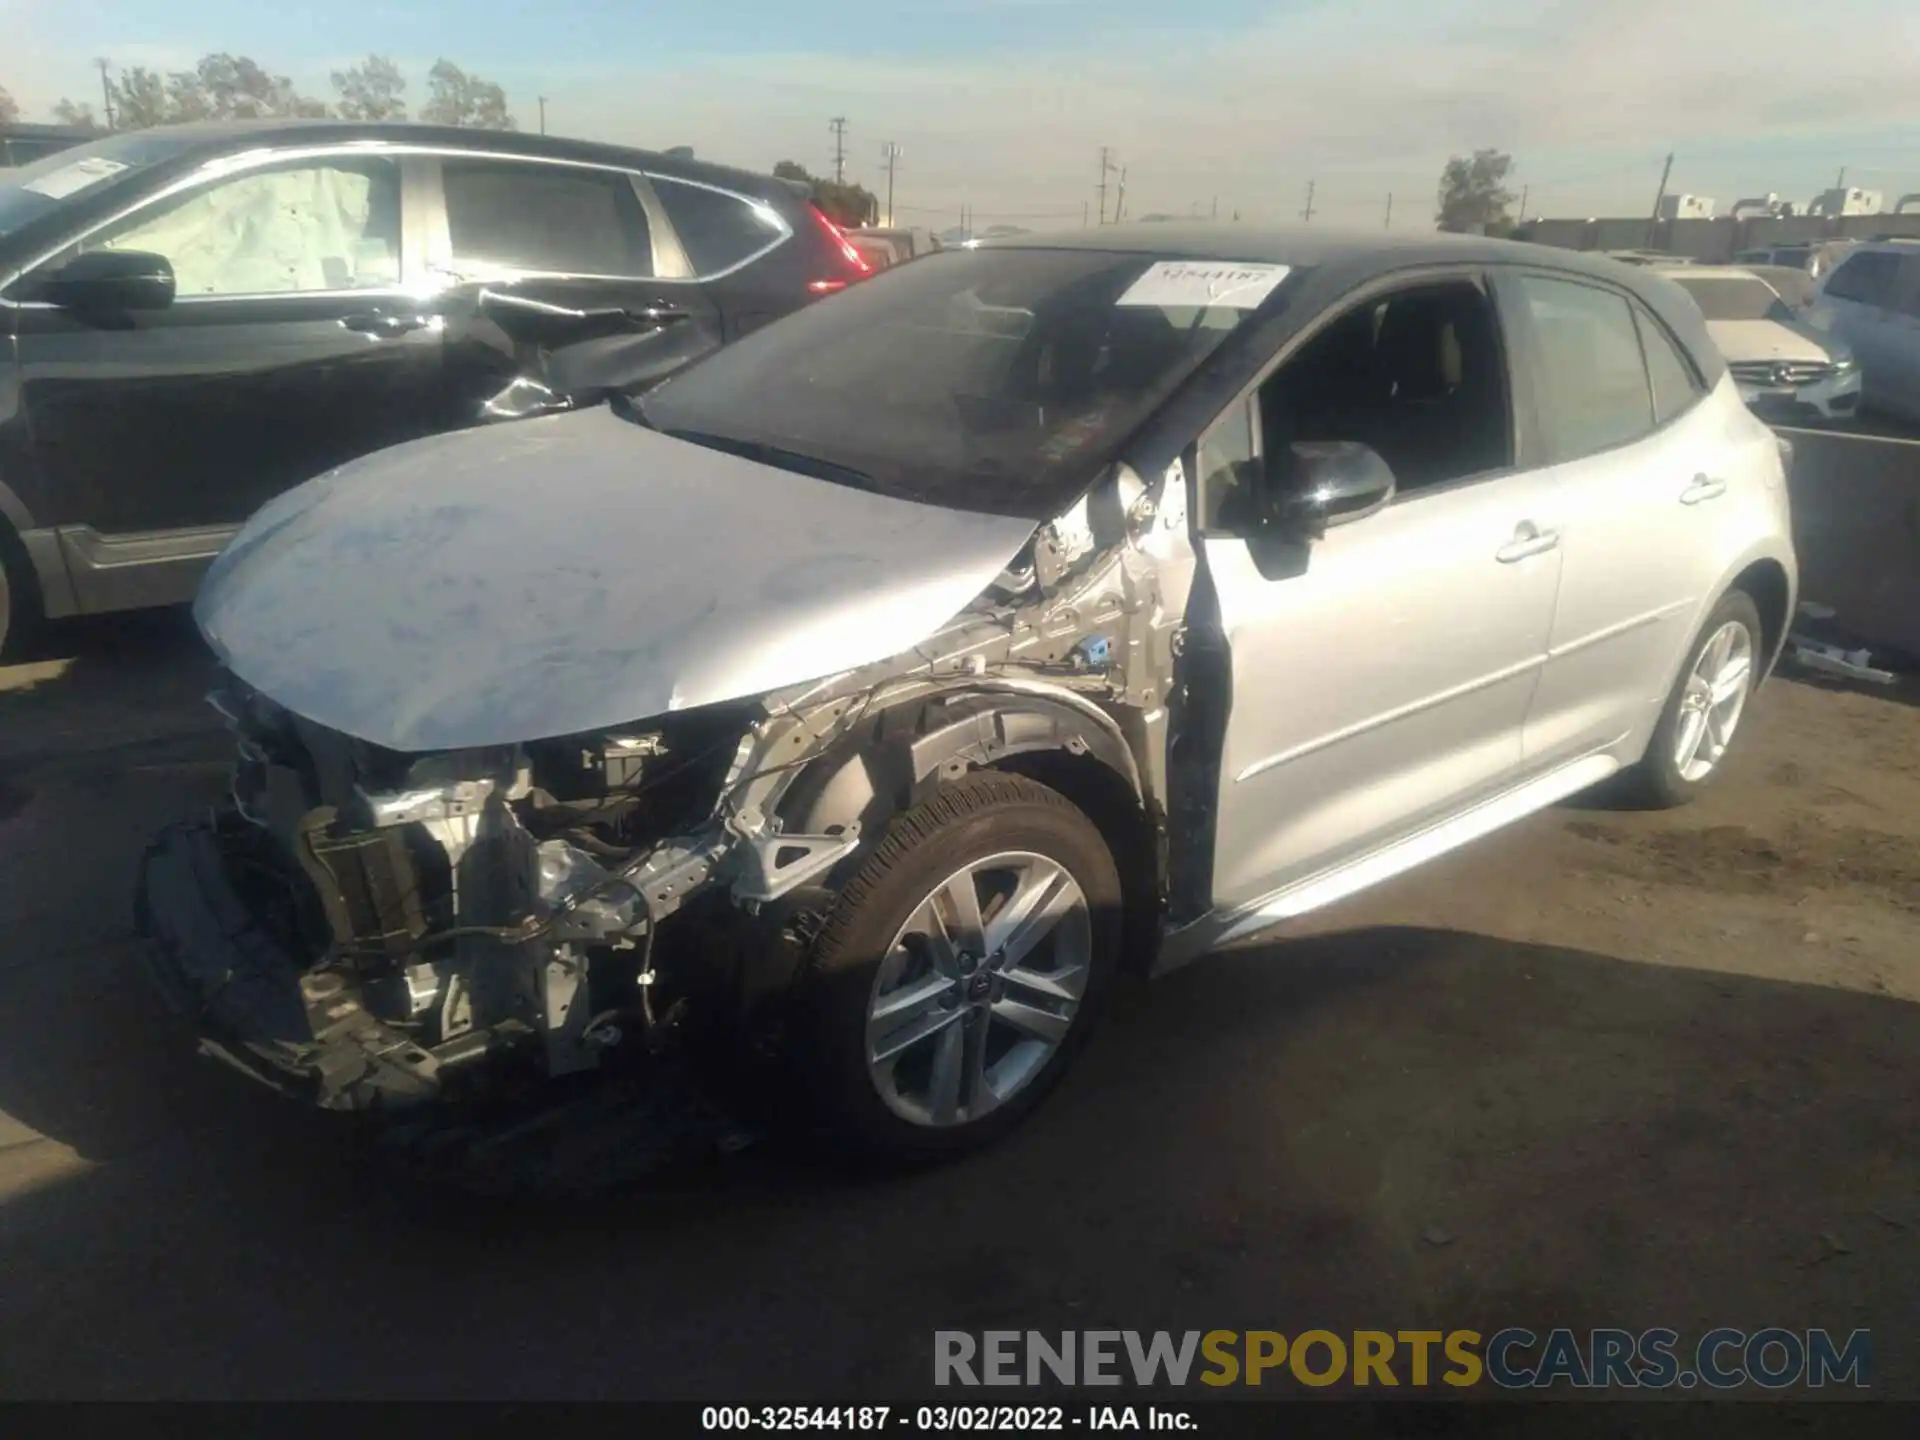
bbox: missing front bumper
[134,820,458,1112]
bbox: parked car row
[0,119,874,654]
[127,219,1796,1167]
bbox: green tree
[108,67,173,129]
[105,54,326,130]
[331,55,408,121]
[1436,149,1517,234]
[421,60,513,129]
[0,84,19,126]
[771,160,878,228]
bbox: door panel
[1519,407,1730,765]
[14,152,448,536]
[17,295,444,533]
[1205,475,1562,912]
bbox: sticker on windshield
[21,157,130,201]
[1116,260,1290,311]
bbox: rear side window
[1822,251,1898,306]
[1515,275,1653,462]
[442,159,651,277]
[650,176,784,276]
[1634,305,1705,425]
[1894,255,1920,318]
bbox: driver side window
[1197,278,1514,536]
[78,158,403,297]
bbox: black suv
[0,121,870,653]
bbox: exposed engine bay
[138,455,1204,1120]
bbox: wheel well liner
[774,689,1159,970]
[1729,557,1792,673]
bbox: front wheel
[1625,590,1764,809]
[799,772,1122,1161]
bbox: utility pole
[1083,200,1089,227]
[828,116,848,185]
[881,141,901,226]
[1115,166,1128,223]
[1645,150,1674,247]
[1301,180,1316,223]
[537,96,548,135]
[1096,146,1114,224]
[1836,166,1847,189]
[96,57,115,129]
[1384,192,1393,229]
[1517,184,1529,225]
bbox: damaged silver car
[137,228,1797,1161]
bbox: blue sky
[7,0,1919,228]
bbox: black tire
[1624,590,1765,809]
[798,771,1122,1163]
[0,523,44,662]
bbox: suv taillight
[808,205,873,294]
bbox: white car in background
[1803,240,1920,425]
[1657,266,1862,424]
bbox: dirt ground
[0,608,1915,1402]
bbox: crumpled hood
[1706,319,1837,365]
[195,406,1039,752]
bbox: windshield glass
[638,247,1280,520]
[0,131,189,245]
[1672,274,1793,323]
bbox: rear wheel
[1625,590,1764,809]
[0,527,39,662]
[799,772,1122,1161]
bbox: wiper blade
[661,429,889,495]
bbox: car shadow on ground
[0,606,222,770]
[0,921,1912,1400]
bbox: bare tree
[52,98,103,131]
[331,55,408,121]
[0,84,19,126]
[421,60,514,129]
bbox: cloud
[9,0,1917,224]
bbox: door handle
[628,305,689,327]
[1679,474,1727,505]
[340,310,430,338]
[1495,522,1560,564]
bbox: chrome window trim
[0,139,790,304]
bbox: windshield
[1672,274,1793,323]
[638,247,1280,520]
[0,131,189,245]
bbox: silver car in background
[1656,265,1862,424]
[137,227,1797,1165]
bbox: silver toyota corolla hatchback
[138,227,1797,1165]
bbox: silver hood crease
[195,406,1041,752]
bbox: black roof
[49,119,795,202]
[986,222,1726,386]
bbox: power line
[828,116,848,185]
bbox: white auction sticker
[22,156,130,201]
[1116,260,1290,310]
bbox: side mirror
[1258,441,1397,539]
[38,249,176,313]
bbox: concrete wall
[1780,427,1920,662]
